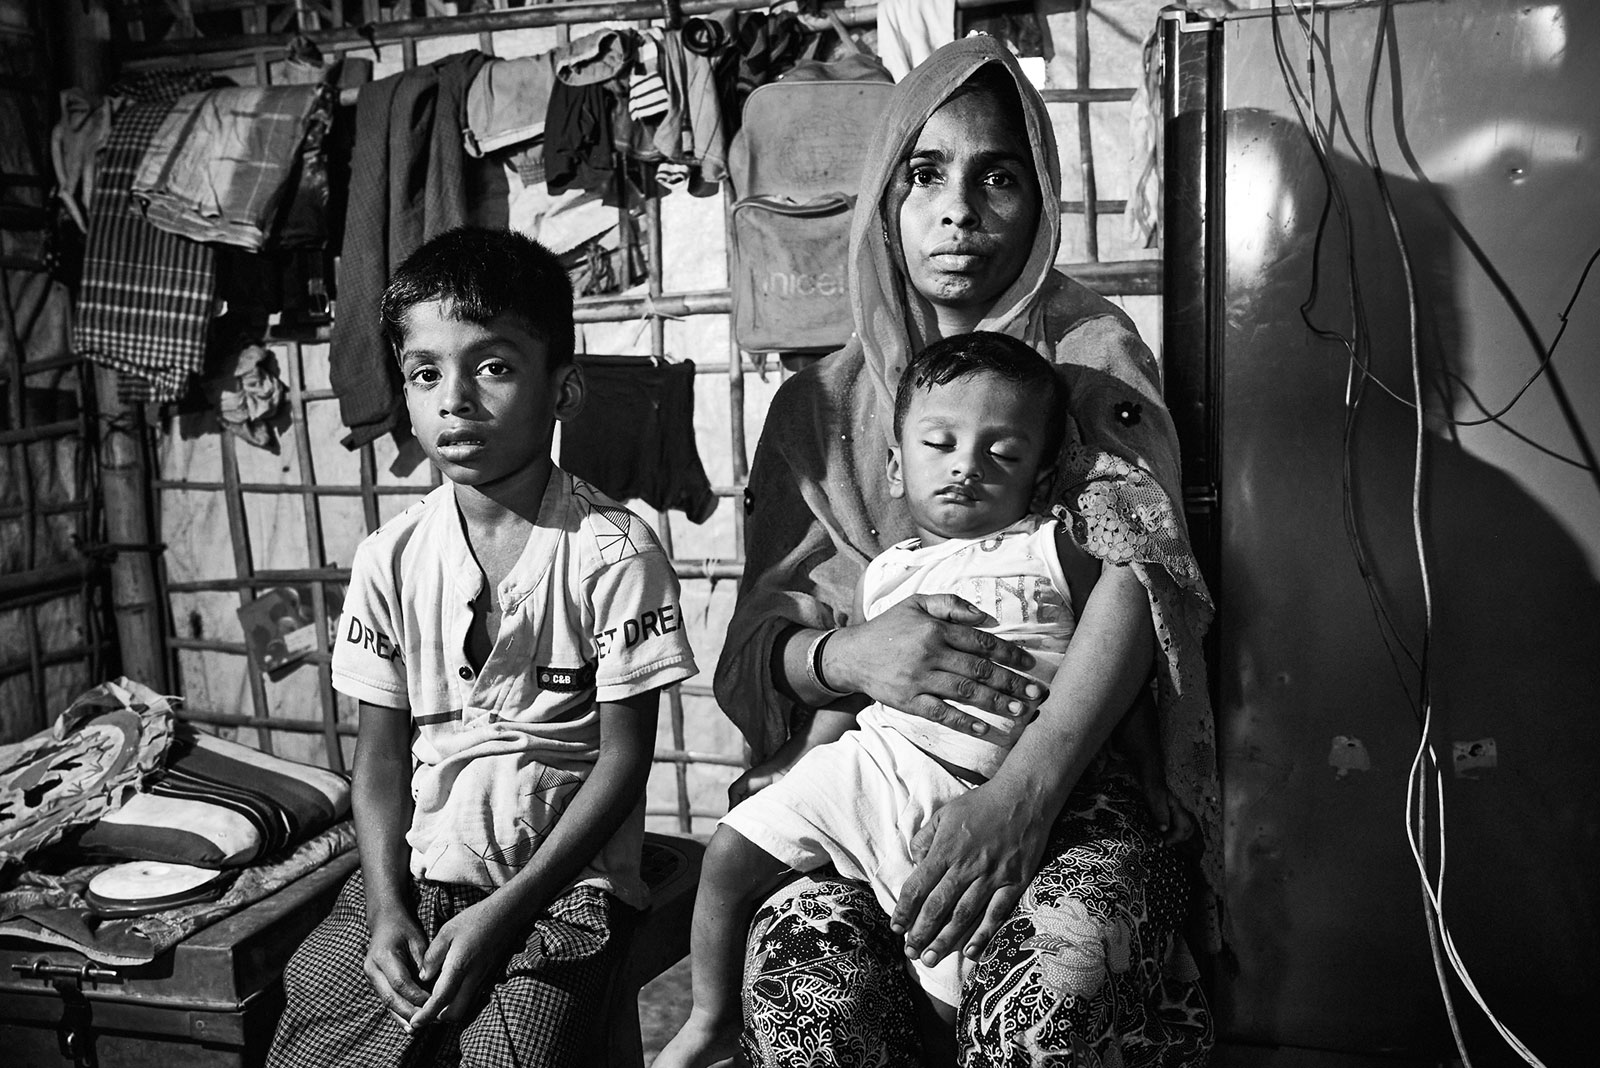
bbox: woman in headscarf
[713,35,1219,1066]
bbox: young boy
[658,331,1183,1068]
[267,227,697,1067]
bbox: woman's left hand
[890,776,1051,967]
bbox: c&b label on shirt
[537,660,597,692]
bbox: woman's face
[891,88,1042,321]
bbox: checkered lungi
[268,870,624,1068]
[75,69,219,403]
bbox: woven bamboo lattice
[29,0,1162,836]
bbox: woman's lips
[929,243,991,270]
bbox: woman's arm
[889,564,1155,966]
[808,595,1048,732]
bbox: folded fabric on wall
[329,50,489,448]
[70,721,351,868]
[75,68,219,403]
[561,357,717,523]
[131,85,321,250]
[0,678,175,877]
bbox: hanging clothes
[627,32,669,123]
[683,35,727,190]
[329,50,489,449]
[50,89,115,233]
[132,85,321,250]
[552,28,634,87]
[559,358,717,524]
[876,0,957,80]
[75,68,220,403]
[714,11,813,140]
[651,30,690,162]
[542,78,615,198]
[463,52,557,158]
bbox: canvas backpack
[727,48,894,355]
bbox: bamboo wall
[4,0,1171,840]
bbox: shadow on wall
[1214,70,1600,1064]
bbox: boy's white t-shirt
[331,469,696,905]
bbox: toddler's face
[398,299,579,490]
[888,370,1053,544]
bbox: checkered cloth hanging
[75,69,219,403]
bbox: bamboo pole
[58,0,170,692]
[119,0,1030,64]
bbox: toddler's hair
[892,330,1067,462]
[380,226,575,368]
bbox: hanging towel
[329,50,489,449]
[132,85,321,250]
[75,68,219,403]
[560,357,717,524]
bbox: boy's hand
[363,912,431,1028]
[408,897,516,1028]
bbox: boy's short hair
[893,330,1067,461]
[380,227,575,369]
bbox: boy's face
[888,370,1054,544]
[398,299,582,491]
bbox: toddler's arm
[1113,688,1195,846]
[730,574,873,806]
[407,690,661,1027]
[727,703,860,806]
[351,701,431,1027]
[1057,526,1194,845]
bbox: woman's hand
[890,777,1051,967]
[824,594,1046,736]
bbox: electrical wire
[1269,3,1597,471]
[1269,1,1425,710]
[1351,5,1478,1059]
[1447,243,1600,427]
[1267,1,1557,1063]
